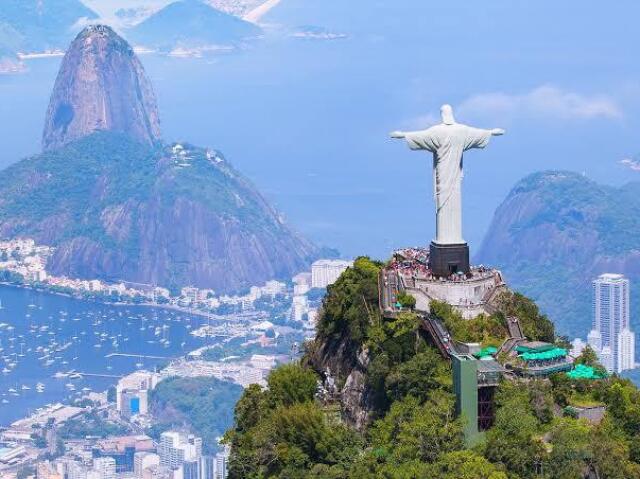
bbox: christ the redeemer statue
[391,104,504,276]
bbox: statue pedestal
[429,242,470,277]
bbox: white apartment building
[311,259,352,289]
[135,451,161,476]
[158,431,203,470]
[92,457,116,479]
[569,338,586,358]
[291,295,308,322]
[214,446,230,479]
[261,280,287,297]
[588,274,636,373]
[619,328,636,371]
[293,272,312,287]
[116,371,159,416]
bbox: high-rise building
[311,259,353,289]
[158,431,203,471]
[588,273,636,373]
[92,457,116,479]
[213,447,230,479]
[183,460,200,479]
[619,328,636,372]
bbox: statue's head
[440,104,456,125]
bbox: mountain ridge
[0,25,319,292]
[477,169,640,337]
[0,0,98,53]
[126,0,262,52]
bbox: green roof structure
[566,364,607,380]
[519,347,567,362]
[473,346,498,359]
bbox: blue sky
[1,0,640,258]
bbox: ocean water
[0,285,216,425]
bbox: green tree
[591,419,640,479]
[484,383,545,479]
[547,418,591,479]
[428,450,508,479]
[527,380,554,424]
[575,345,599,366]
[368,391,463,466]
[267,363,317,407]
[384,348,450,403]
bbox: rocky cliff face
[477,170,640,337]
[42,25,161,151]
[0,133,318,292]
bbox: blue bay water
[0,285,216,425]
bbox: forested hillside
[225,257,640,479]
[478,170,640,338]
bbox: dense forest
[149,376,243,454]
[225,257,640,478]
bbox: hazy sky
[2,0,640,258]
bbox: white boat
[21,385,30,390]
[2,368,10,374]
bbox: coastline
[244,0,283,23]
[0,281,233,321]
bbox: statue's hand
[491,128,505,136]
[390,131,405,139]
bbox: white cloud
[620,158,640,172]
[457,85,622,122]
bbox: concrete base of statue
[405,268,506,319]
[381,248,508,320]
[429,241,470,277]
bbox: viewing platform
[381,247,506,319]
[505,341,572,377]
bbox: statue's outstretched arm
[490,128,505,136]
[390,131,406,139]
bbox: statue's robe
[404,123,492,245]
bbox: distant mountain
[0,25,318,293]
[42,25,161,151]
[0,0,98,52]
[0,22,24,73]
[477,170,640,337]
[127,0,261,52]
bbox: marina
[0,285,239,425]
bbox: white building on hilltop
[311,259,353,289]
[588,274,636,373]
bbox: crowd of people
[387,248,499,285]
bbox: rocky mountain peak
[42,24,161,151]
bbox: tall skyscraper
[588,273,636,373]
